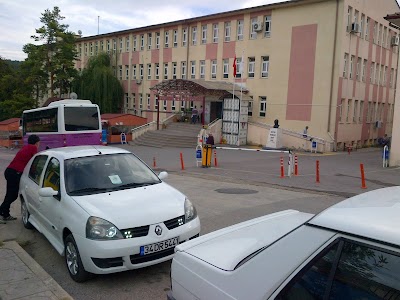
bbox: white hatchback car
[168,187,400,300]
[19,146,200,282]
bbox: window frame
[29,155,48,185]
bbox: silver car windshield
[65,153,161,195]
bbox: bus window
[64,107,100,131]
[23,108,58,134]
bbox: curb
[0,241,73,300]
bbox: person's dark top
[7,144,38,173]
[206,135,215,145]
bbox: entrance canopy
[150,79,249,100]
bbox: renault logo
[155,225,162,236]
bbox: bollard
[214,150,218,167]
[294,155,298,176]
[153,156,157,168]
[360,163,367,189]
[280,157,285,178]
[180,152,185,170]
[316,160,320,183]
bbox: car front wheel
[64,234,92,282]
[21,199,33,229]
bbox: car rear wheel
[21,199,33,229]
[64,234,92,282]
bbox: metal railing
[131,121,157,141]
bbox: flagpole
[238,50,244,146]
[232,55,236,146]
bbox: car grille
[121,225,149,239]
[92,257,123,268]
[164,215,185,230]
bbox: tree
[23,6,78,98]
[72,52,124,113]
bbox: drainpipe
[327,0,339,150]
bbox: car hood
[71,182,185,229]
[175,210,314,271]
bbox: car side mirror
[39,187,59,198]
[158,171,168,180]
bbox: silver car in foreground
[168,186,400,299]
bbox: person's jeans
[0,168,22,217]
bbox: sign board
[266,128,282,149]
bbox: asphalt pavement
[0,143,398,299]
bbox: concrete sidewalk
[0,241,72,300]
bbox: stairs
[131,122,203,148]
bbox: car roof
[309,186,400,246]
[38,145,131,160]
[177,210,314,271]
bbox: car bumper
[74,217,201,274]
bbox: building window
[235,57,242,78]
[106,40,110,51]
[211,60,217,79]
[173,30,178,47]
[353,100,358,122]
[133,36,137,51]
[346,99,351,122]
[223,59,229,79]
[250,17,257,39]
[89,42,93,56]
[119,38,123,52]
[125,93,129,110]
[119,65,122,80]
[164,63,168,79]
[155,63,159,79]
[359,100,363,122]
[156,32,160,49]
[248,57,255,78]
[200,60,205,79]
[259,96,266,117]
[190,61,196,79]
[365,18,369,40]
[248,100,253,116]
[100,41,103,51]
[139,94,143,110]
[190,101,194,109]
[360,14,365,39]
[181,61,186,79]
[375,63,379,84]
[383,27,387,47]
[148,33,152,50]
[132,65,137,79]
[347,6,352,32]
[95,41,98,54]
[349,55,354,79]
[192,26,197,46]
[373,22,378,44]
[172,99,176,111]
[165,30,169,48]
[356,57,361,81]
[140,35,144,51]
[383,66,387,86]
[237,20,244,41]
[125,65,129,80]
[264,16,271,37]
[147,64,152,80]
[163,100,167,111]
[125,37,130,52]
[343,53,348,78]
[390,68,394,87]
[212,24,219,43]
[366,101,371,122]
[224,22,231,42]
[378,24,382,45]
[132,93,136,111]
[155,95,159,110]
[201,25,207,44]
[147,94,151,109]
[339,99,344,122]
[261,56,269,78]
[182,28,187,47]
[370,62,374,83]
[139,64,144,79]
[171,62,176,79]
[362,59,367,82]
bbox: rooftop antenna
[98,16,100,35]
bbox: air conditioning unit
[350,23,359,33]
[391,35,399,46]
[136,79,142,85]
[254,21,263,32]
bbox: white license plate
[140,237,179,256]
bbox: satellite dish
[78,30,82,35]
[70,92,78,99]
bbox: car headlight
[86,216,124,240]
[184,198,197,223]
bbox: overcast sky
[1,0,400,61]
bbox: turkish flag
[233,55,237,78]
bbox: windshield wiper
[69,187,109,194]
[118,182,157,189]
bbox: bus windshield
[64,107,99,131]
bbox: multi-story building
[74,0,399,150]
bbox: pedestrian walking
[0,135,40,222]
[191,106,198,124]
[303,126,309,138]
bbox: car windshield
[65,153,161,195]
